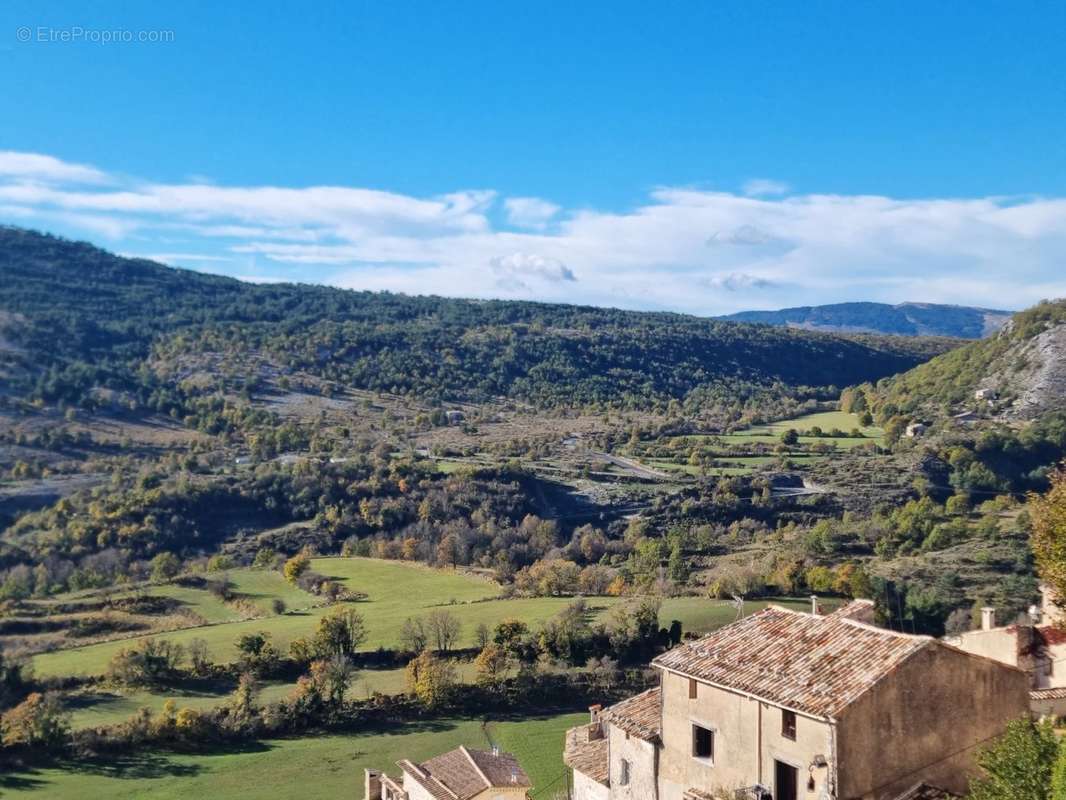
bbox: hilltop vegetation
[0,227,955,420]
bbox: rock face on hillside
[1009,323,1066,419]
[856,299,1066,423]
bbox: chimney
[1030,604,1042,625]
[981,607,997,631]
[491,745,499,757]
[589,704,602,723]
[810,595,820,616]
[364,769,382,800]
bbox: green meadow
[36,557,815,679]
[0,711,587,800]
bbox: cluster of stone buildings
[366,588,1065,800]
[564,597,1047,800]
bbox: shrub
[150,552,181,583]
[968,717,1058,800]
[106,639,184,687]
[283,552,311,584]
[1,692,69,749]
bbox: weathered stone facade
[567,602,1030,800]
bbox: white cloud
[0,151,108,184]
[490,252,576,291]
[504,196,560,229]
[1,150,1066,315]
[742,178,790,197]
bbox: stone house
[365,745,531,800]
[566,602,1029,800]
[945,586,1066,717]
[904,422,928,438]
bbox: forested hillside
[0,227,956,416]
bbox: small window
[688,678,698,699]
[692,724,714,760]
[619,758,631,786]
[782,709,796,740]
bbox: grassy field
[62,662,483,730]
[650,410,884,476]
[33,558,501,677]
[743,410,883,439]
[36,558,818,682]
[0,711,586,799]
[58,594,818,730]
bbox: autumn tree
[313,608,367,659]
[405,650,457,708]
[474,644,510,687]
[283,552,311,584]
[1,692,69,749]
[1032,467,1066,610]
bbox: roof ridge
[400,756,460,800]
[839,616,933,641]
[459,745,492,790]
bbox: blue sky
[1,1,1065,314]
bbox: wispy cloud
[0,151,109,184]
[1,151,1065,314]
[490,252,576,291]
[504,196,560,230]
[742,178,790,197]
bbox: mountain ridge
[0,227,960,420]
[720,301,1012,339]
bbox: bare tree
[400,616,428,654]
[427,609,462,653]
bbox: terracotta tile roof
[1031,686,1066,700]
[601,686,661,742]
[563,723,609,785]
[827,598,877,622]
[891,783,959,800]
[1037,625,1066,646]
[652,606,931,719]
[399,746,530,799]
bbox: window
[692,724,714,760]
[619,758,631,786]
[688,678,698,699]
[781,709,797,740]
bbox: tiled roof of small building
[601,686,661,742]
[652,606,932,719]
[563,724,609,785]
[1038,625,1066,646]
[892,783,959,800]
[1031,686,1066,700]
[827,598,877,622]
[399,745,530,800]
